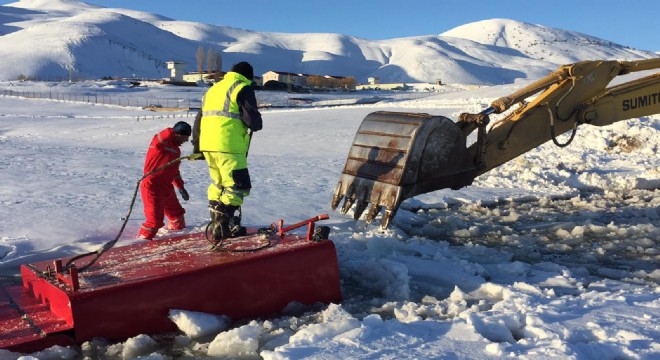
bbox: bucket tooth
[341,196,355,215]
[381,209,394,229]
[353,201,367,220]
[340,184,356,214]
[352,187,369,220]
[365,203,381,224]
[330,182,344,210]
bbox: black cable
[204,221,272,252]
[548,106,578,148]
[64,155,188,273]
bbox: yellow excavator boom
[331,58,660,228]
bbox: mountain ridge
[0,0,656,84]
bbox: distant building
[181,72,262,86]
[182,71,224,83]
[354,77,412,90]
[262,71,308,87]
[355,82,411,91]
[166,61,187,82]
[261,71,354,89]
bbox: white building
[262,71,308,87]
[182,71,222,83]
[166,61,187,82]
[355,82,411,91]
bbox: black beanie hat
[231,61,254,80]
[172,121,191,136]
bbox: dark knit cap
[231,61,254,80]
[172,121,191,136]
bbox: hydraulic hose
[64,155,189,273]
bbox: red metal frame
[53,260,79,291]
[277,213,329,238]
[1,218,341,353]
[0,282,75,353]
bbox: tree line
[196,46,222,81]
[306,75,356,89]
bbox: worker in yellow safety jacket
[192,61,263,240]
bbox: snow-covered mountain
[0,0,657,84]
[440,19,654,65]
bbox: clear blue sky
[3,0,659,51]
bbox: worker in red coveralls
[138,121,192,240]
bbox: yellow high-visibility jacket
[199,72,252,153]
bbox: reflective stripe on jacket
[199,72,251,153]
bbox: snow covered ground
[0,79,658,359]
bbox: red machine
[0,215,341,353]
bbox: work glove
[179,187,190,201]
[187,152,204,161]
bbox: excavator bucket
[331,111,478,228]
[332,60,660,229]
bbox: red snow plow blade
[0,215,341,353]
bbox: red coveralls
[138,128,186,239]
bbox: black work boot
[227,209,247,237]
[209,201,231,241]
[208,201,248,240]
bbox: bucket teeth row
[331,178,396,229]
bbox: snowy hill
[440,18,654,64]
[0,0,657,84]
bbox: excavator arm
[331,58,660,228]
